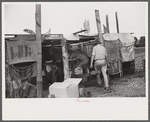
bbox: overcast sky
[3,2,147,39]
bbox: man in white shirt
[90,41,110,92]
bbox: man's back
[92,44,107,60]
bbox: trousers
[94,60,109,88]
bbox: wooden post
[95,10,104,45]
[83,20,87,34]
[36,4,42,98]
[115,12,119,33]
[61,38,70,80]
[106,15,109,33]
[87,20,90,34]
[83,20,90,34]
[80,42,84,52]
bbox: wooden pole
[87,20,90,34]
[80,42,84,52]
[83,20,87,34]
[106,15,109,33]
[36,4,42,98]
[83,20,90,34]
[95,10,104,45]
[115,12,119,33]
[61,38,70,80]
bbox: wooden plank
[95,10,104,45]
[103,25,108,33]
[79,42,84,52]
[115,12,119,33]
[87,20,90,34]
[61,38,70,79]
[106,15,109,33]
[73,30,88,35]
[36,4,42,98]
[83,20,87,34]
[83,20,90,34]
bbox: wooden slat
[61,38,70,79]
[106,15,109,33]
[95,10,104,45]
[73,30,88,35]
[115,12,119,33]
[36,4,42,98]
[79,42,84,52]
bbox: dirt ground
[43,47,145,98]
[83,73,145,97]
[43,72,145,98]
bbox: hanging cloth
[9,62,37,80]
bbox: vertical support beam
[51,64,54,83]
[61,38,70,80]
[103,25,108,33]
[83,20,87,34]
[36,4,42,98]
[87,20,90,34]
[95,10,104,45]
[83,20,90,34]
[106,15,109,33]
[80,42,83,52]
[115,12,119,33]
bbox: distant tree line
[134,36,145,47]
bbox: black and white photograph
[2,2,148,120]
